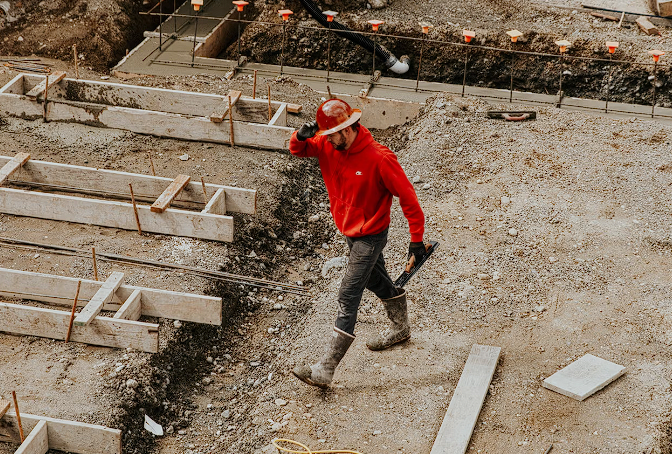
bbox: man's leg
[293,231,387,387]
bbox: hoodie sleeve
[289,131,323,158]
[379,153,425,242]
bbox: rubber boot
[292,327,355,388]
[366,288,410,351]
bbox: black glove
[407,241,427,271]
[297,121,319,141]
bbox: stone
[508,228,518,236]
[477,273,491,280]
[202,377,212,385]
[542,354,625,401]
[501,196,511,206]
[179,153,190,161]
[222,410,231,419]
[275,398,287,406]
[422,183,432,190]
[126,378,139,389]
[412,176,421,183]
[322,256,348,277]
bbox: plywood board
[0,153,29,186]
[542,354,625,401]
[14,420,48,454]
[0,268,222,325]
[113,289,142,321]
[209,90,242,123]
[430,344,501,454]
[74,272,125,326]
[202,188,226,215]
[151,174,191,213]
[0,413,121,454]
[0,187,234,242]
[0,302,159,352]
[0,155,255,215]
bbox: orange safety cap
[315,99,363,136]
[463,30,475,43]
[368,19,384,31]
[191,0,203,11]
[649,49,665,62]
[555,39,571,53]
[419,22,433,34]
[232,0,248,11]
[278,9,293,21]
[506,29,523,43]
[606,41,619,53]
[323,10,338,22]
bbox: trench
[112,159,336,454]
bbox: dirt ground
[2,0,672,454]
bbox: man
[289,98,427,388]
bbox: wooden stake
[200,176,208,201]
[228,95,235,148]
[267,85,272,122]
[147,151,156,176]
[253,69,257,99]
[129,183,142,234]
[73,44,79,79]
[617,11,625,28]
[43,70,50,123]
[11,391,24,443]
[92,247,99,281]
[65,280,82,343]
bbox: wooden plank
[0,302,159,352]
[25,72,66,99]
[0,155,256,215]
[201,188,226,215]
[113,289,142,321]
[287,103,302,114]
[268,103,288,127]
[150,174,191,213]
[209,90,242,123]
[636,16,661,35]
[0,400,10,419]
[74,272,125,326]
[430,344,501,454]
[0,187,234,242]
[542,354,625,401]
[0,413,121,454]
[15,420,48,454]
[0,268,222,325]
[0,152,30,186]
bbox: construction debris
[542,354,626,401]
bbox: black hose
[297,0,409,73]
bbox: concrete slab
[542,354,626,401]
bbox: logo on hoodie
[356,171,362,176]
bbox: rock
[179,154,190,161]
[321,256,348,277]
[202,377,212,385]
[250,361,260,367]
[275,398,287,406]
[535,305,547,313]
[308,214,320,222]
[222,409,231,419]
[272,303,282,310]
[548,256,558,263]
[178,429,187,435]
[476,179,483,184]
[206,356,214,363]
[297,280,304,286]
[173,320,182,328]
[501,196,511,206]
[373,430,382,435]
[422,183,432,190]
[477,273,491,280]
[508,228,518,237]
[412,176,421,183]
[126,379,139,389]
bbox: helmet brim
[316,109,362,136]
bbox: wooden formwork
[0,73,294,150]
[0,268,223,353]
[0,154,256,242]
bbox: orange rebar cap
[419,22,433,34]
[506,29,523,42]
[315,99,362,136]
[233,1,248,11]
[555,39,571,53]
[649,49,665,62]
[463,30,475,43]
[368,19,384,31]
[323,10,338,22]
[278,9,293,21]
[606,41,619,53]
[191,0,203,11]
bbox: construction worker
[289,98,426,388]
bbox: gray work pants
[335,229,398,335]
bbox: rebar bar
[326,21,332,82]
[462,46,469,97]
[557,53,565,108]
[159,0,163,51]
[191,12,199,67]
[605,54,613,113]
[415,33,425,92]
[280,21,287,75]
[652,59,658,117]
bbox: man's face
[326,126,356,151]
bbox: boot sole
[366,333,411,351]
[292,370,329,389]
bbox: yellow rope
[272,438,363,454]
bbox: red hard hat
[315,99,362,135]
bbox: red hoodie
[289,125,424,242]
